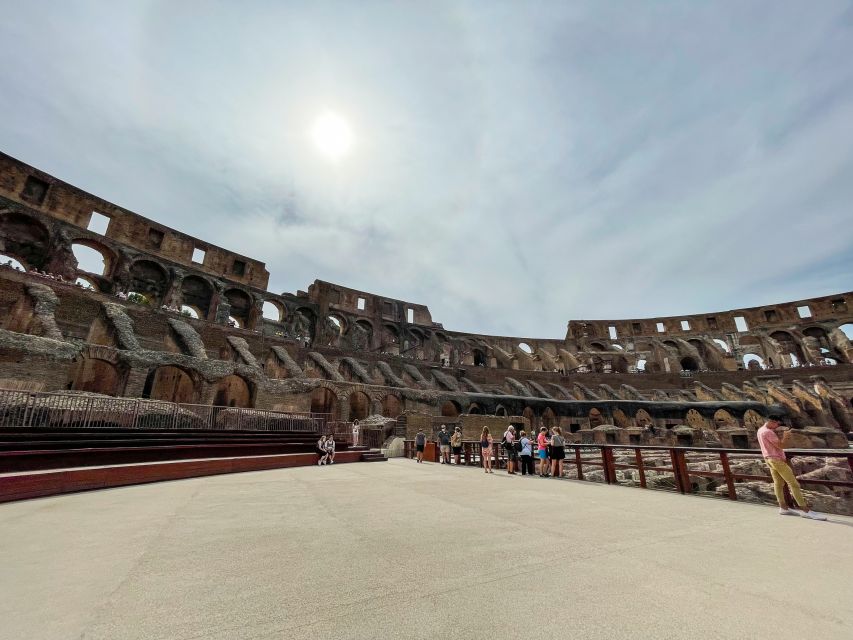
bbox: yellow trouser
[766,459,806,509]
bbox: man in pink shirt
[757,418,826,520]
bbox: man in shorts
[503,425,518,475]
[438,425,451,464]
[414,429,426,463]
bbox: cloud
[1,0,851,338]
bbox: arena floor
[1,458,851,640]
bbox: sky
[1,1,852,339]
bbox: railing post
[575,447,584,481]
[20,393,33,428]
[719,452,736,500]
[131,399,140,430]
[601,447,614,484]
[635,448,646,488]
[670,449,686,494]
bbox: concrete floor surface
[0,458,851,640]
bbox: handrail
[0,388,330,433]
[402,439,853,514]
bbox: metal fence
[0,389,329,433]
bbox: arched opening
[612,356,629,373]
[713,409,738,429]
[518,342,533,354]
[212,375,252,408]
[0,254,26,270]
[742,353,764,370]
[589,342,607,351]
[351,319,373,349]
[440,400,461,417]
[228,316,242,329]
[713,338,731,353]
[310,387,339,418]
[381,324,399,354]
[71,241,112,276]
[127,291,152,305]
[495,405,508,417]
[0,212,50,269]
[381,394,401,418]
[129,260,169,306]
[262,300,284,322]
[292,308,315,342]
[685,408,705,428]
[142,366,195,403]
[588,408,604,428]
[770,331,806,367]
[473,348,488,367]
[542,407,556,429]
[70,357,121,395]
[348,391,370,421]
[743,409,764,430]
[635,409,653,429]
[839,324,853,340]
[180,305,200,319]
[636,359,647,372]
[75,275,98,291]
[468,402,483,415]
[680,356,699,371]
[181,276,213,319]
[612,409,630,429]
[224,289,253,328]
[523,406,536,430]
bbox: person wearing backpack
[519,430,534,476]
[550,426,566,478]
[480,426,494,474]
[414,429,426,463]
[503,425,518,475]
[450,426,463,465]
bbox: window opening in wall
[228,315,242,328]
[87,212,111,235]
[838,324,853,340]
[407,308,414,323]
[742,353,764,369]
[192,247,206,264]
[147,228,164,248]
[632,322,642,333]
[357,297,366,310]
[0,254,26,271]
[382,301,393,317]
[764,309,778,322]
[71,243,108,275]
[180,305,199,319]
[232,260,246,276]
[734,316,748,332]
[680,320,690,331]
[706,317,717,329]
[608,326,617,339]
[656,322,665,333]
[75,276,97,290]
[518,342,533,354]
[713,338,731,353]
[635,359,647,371]
[831,298,847,312]
[21,176,49,204]
[796,305,811,318]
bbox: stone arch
[685,408,705,428]
[612,408,631,429]
[348,390,370,420]
[310,386,339,419]
[0,211,51,269]
[467,402,483,415]
[742,353,764,370]
[69,357,122,395]
[212,374,253,408]
[589,342,607,351]
[71,239,115,277]
[0,254,26,270]
[495,404,508,417]
[588,407,605,427]
[542,407,556,429]
[75,274,100,291]
[713,409,738,429]
[381,324,399,354]
[381,393,402,418]
[743,409,764,430]
[180,275,213,319]
[142,366,196,404]
[635,409,653,428]
[262,300,285,322]
[129,259,169,305]
[440,400,461,417]
[292,307,316,341]
[224,288,253,328]
[770,330,806,366]
[351,319,374,350]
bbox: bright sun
[311,111,353,160]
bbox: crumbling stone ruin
[1,151,851,455]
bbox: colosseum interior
[1,150,851,455]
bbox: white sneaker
[803,510,827,521]
[778,508,799,516]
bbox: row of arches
[308,387,402,420]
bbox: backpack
[480,438,489,449]
[514,440,522,453]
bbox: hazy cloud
[1,0,851,337]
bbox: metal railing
[403,440,853,514]
[0,389,329,433]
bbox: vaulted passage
[212,375,252,408]
[143,366,196,404]
[70,357,121,396]
[310,387,339,419]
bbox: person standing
[550,427,565,478]
[480,427,494,474]
[757,418,826,519]
[503,425,517,474]
[352,419,360,447]
[450,426,463,465]
[519,430,534,476]
[415,429,426,463]
[438,425,451,464]
[537,427,550,477]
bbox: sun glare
[311,111,353,160]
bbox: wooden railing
[0,389,330,433]
[403,439,853,512]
